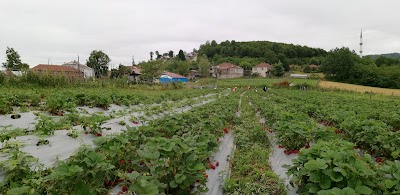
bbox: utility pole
[360,29,363,58]
[78,55,82,78]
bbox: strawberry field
[1,83,400,195]
[249,88,400,194]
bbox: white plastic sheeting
[257,112,299,195]
[0,94,223,185]
[267,132,298,195]
[202,131,234,195]
[202,92,244,195]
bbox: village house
[160,71,188,83]
[31,64,83,78]
[126,66,142,75]
[252,63,273,77]
[210,63,244,79]
[309,64,321,70]
[63,61,95,78]
[188,70,199,80]
[125,66,142,83]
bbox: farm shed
[289,74,309,79]
[159,71,188,83]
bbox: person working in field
[263,86,268,92]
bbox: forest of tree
[198,40,328,70]
[321,48,400,89]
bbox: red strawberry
[117,178,122,183]
[375,157,383,163]
[278,145,284,148]
[209,163,216,169]
[122,185,128,192]
[216,161,219,167]
[133,121,139,124]
[304,144,310,149]
[97,133,102,137]
[120,159,125,165]
[293,150,299,154]
[284,150,289,155]
[224,128,229,134]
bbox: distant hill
[366,53,400,60]
[198,40,327,67]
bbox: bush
[286,140,381,194]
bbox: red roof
[32,64,82,73]
[215,63,242,70]
[162,71,187,78]
[126,66,142,74]
[309,64,320,68]
[253,63,273,69]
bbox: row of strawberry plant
[286,140,400,194]
[249,90,400,193]
[0,88,220,115]
[249,92,336,152]
[0,92,238,195]
[224,94,285,194]
[267,89,400,161]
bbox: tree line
[198,40,327,70]
[321,48,400,89]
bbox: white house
[63,61,94,78]
[252,63,273,77]
[210,63,244,79]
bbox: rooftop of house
[126,66,142,74]
[253,63,273,69]
[32,64,82,73]
[63,61,92,70]
[162,71,187,78]
[214,63,242,70]
[309,64,320,68]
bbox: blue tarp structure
[159,72,188,83]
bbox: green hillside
[198,40,327,68]
[366,53,400,60]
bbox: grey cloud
[1,0,400,67]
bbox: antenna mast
[360,29,363,58]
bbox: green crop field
[0,81,399,195]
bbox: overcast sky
[1,0,400,67]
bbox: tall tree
[150,52,154,61]
[155,51,161,59]
[86,50,111,78]
[271,62,285,77]
[177,50,186,61]
[2,47,28,70]
[168,51,174,58]
[321,47,359,81]
[197,55,211,77]
[141,60,165,79]
[264,50,279,64]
